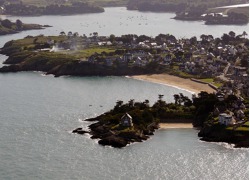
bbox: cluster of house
[53,33,249,109]
[88,51,154,67]
[215,91,247,126]
[51,32,249,103]
[83,33,248,79]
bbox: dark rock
[90,134,100,139]
[98,135,128,148]
[72,127,89,135]
[143,129,154,135]
[235,141,249,148]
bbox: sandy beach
[130,74,216,94]
[159,123,193,129]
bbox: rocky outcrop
[198,125,249,148]
[72,128,89,135]
[72,117,158,148]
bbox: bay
[0,72,248,180]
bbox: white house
[219,113,233,126]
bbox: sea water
[0,7,248,180]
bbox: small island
[72,94,195,148]
[0,18,50,35]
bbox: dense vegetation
[127,0,248,12]
[1,1,104,15]
[73,93,195,147]
[73,91,248,148]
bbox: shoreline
[160,123,193,129]
[129,74,216,94]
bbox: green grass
[75,46,116,58]
[235,126,249,132]
[200,78,223,88]
[13,36,67,46]
[244,121,249,126]
[200,78,213,83]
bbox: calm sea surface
[0,7,248,180]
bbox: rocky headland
[71,97,194,148]
[0,19,50,36]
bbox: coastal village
[55,31,248,146]
[0,30,245,147]
[0,1,249,179]
[1,31,249,133]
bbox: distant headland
[0,2,104,16]
[0,18,50,36]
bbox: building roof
[121,113,132,120]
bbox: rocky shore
[198,124,249,148]
[72,114,158,148]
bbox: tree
[110,34,116,43]
[73,32,79,37]
[1,19,12,29]
[158,94,164,101]
[207,35,214,41]
[221,33,230,44]
[68,31,73,37]
[174,94,180,105]
[16,19,23,30]
[115,100,123,107]
[200,34,208,41]
[128,99,135,107]
[229,31,236,38]
[60,31,66,36]
[143,99,150,107]
[190,36,197,45]
[242,31,248,39]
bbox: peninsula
[73,91,248,148]
[0,18,50,36]
[0,1,104,16]
[72,94,195,148]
